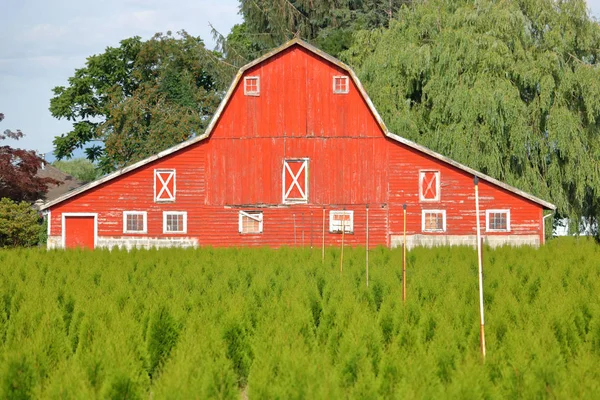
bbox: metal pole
[340,209,345,275]
[322,207,325,263]
[474,176,486,359]
[293,213,297,247]
[403,204,407,303]
[366,204,369,287]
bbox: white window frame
[329,210,354,233]
[421,210,446,232]
[282,159,309,204]
[333,75,349,94]
[419,170,440,202]
[238,211,263,234]
[163,211,187,234]
[244,76,260,96]
[154,169,176,203]
[486,209,511,232]
[123,211,147,234]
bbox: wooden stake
[402,204,407,303]
[340,210,345,275]
[474,176,486,360]
[293,213,297,246]
[322,207,325,264]
[366,204,369,287]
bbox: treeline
[50,0,600,233]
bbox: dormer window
[333,76,349,94]
[244,76,260,96]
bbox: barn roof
[40,38,556,211]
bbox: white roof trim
[41,38,555,211]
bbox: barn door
[64,215,96,249]
[283,159,309,203]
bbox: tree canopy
[0,113,57,202]
[347,0,600,230]
[50,31,226,173]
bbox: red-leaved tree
[0,113,59,202]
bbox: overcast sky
[1,0,600,155]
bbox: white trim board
[40,38,556,212]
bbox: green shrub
[0,198,41,248]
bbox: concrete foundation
[390,234,540,250]
[47,236,198,250]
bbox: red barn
[41,39,555,250]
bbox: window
[333,76,349,94]
[330,210,353,233]
[282,159,309,203]
[422,210,446,232]
[419,170,440,202]
[244,76,260,96]
[155,169,176,202]
[123,211,147,234]
[486,210,510,232]
[239,211,263,234]
[163,211,187,234]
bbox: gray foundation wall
[47,236,198,250]
[390,234,540,250]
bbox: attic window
[333,76,349,94]
[244,76,260,96]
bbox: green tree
[50,31,227,173]
[53,158,100,183]
[0,198,42,248]
[350,0,600,232]
[215,0,409,66]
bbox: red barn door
[64,215,96,249]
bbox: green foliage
[0,240,599,397]
[52,158,100,183]
[349,0,600,230]
[0,198,41,248]
[50,31,226,173]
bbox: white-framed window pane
[163,212,187,233]
[422,210,445,232]
[487,210,510,231]
[329,210,353,233]
[333,76,349,94]
[244,76,260,96]
[239,211,263,234]
[123,212,147,233]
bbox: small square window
[419,171,440,202]
[244,76,260,96]
[123,211,147,234]
[239,211,263,234]
[330,210,353,233]
[333,76,349,94]
[422,210,446,232]
[486,210,510,232]
[163,212,187,233]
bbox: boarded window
[330,210,353,233]
[155,169,176,202]
[486,210,510,232]
[163,212,187,233]
[419,171,440,201]
[422,210,446,232]
[333,76,349,94]
[283,159,308,203]
[239,211,263,234]
[123,211,147,233]
[244,76,260,96]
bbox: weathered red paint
[64,216,95,249]
[47,44,549,248]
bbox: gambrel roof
[41,38,556,211]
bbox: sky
[1,0,600,156]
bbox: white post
[366,204,369,287]
[474,176,486,359]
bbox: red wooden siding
[47,43,546,248]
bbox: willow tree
[349,0,600,232]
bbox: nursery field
[1,239,600,399]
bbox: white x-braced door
[282,159,308,203]
[155,169,176,202]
